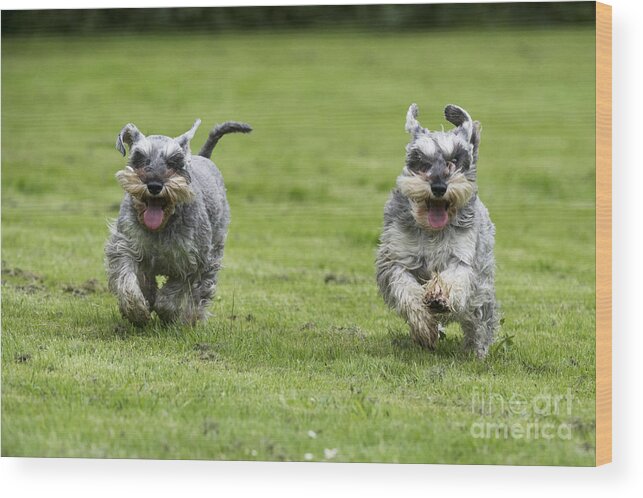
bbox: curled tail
[198,121,252,159]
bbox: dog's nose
[147,181,163,195]
[431,183,447,197]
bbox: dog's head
[114,120,200,231]
[396,103,481,231]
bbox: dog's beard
[396,170,476,231]
[115,166,195,231]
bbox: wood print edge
[595,0,612,467]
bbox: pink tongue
[428,204,449,229]
[143,205,164,230]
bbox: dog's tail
[198,121,252,159]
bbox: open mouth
[427,199,450,229]
[142,198,166,231]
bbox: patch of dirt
[113,323,129,338]
[15,283,46,294]
[577,442,595,454]
[324,273,353,285]
[390,331,414,349]
[15,353,32,363]
[331,325,366,340]
[63,278,104,297]
[2,264,44,282]
[202,418,219,436]
[1,263,46,293]
[193,343,220,361]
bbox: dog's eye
[167,160,184,171]
[408,160,431,172]
[166,155,185,170]
[130,152,150,168]
[451,155,471,170]
[407,149,432,172]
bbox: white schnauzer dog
[376,103,498,358]
[105,119,251,326]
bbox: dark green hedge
[1,3,596,36]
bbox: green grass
[1,27,596,465]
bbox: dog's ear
[116,123,144,156]
[405,103,425,137]
[471,121,482,162]
[175,119,202,154]
[444,104,474,143]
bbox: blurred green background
[2,3,597,465]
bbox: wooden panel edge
[595,1,612,467]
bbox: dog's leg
[461,301,498,359]
[154,277,199,325]
[429,264,474,315]
[138,269,157,309]
[378,263,440,349]
[193,264,220,322]
[480,300,500,356]
[192,246,224,322]
[105,238,151,326]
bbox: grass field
[1,27,596,465]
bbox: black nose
[147,181,163,195]
[431,183,447,197]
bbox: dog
[105,119,251,326]
[376,103,498,358]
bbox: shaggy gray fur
[105,119,251,326]
[376,103,498,357]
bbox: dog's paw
[461,338,490,360]
[425,294,450,313]
[120,298,151,327]
[408,308,440,350]
[423,275,452,314]
[118,280,151,327]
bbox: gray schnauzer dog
[105,119,251,326]
[376,103,498,358]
